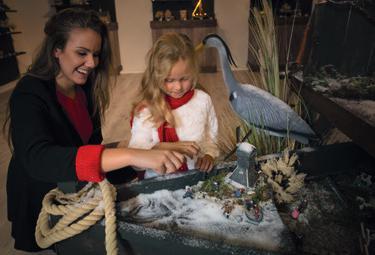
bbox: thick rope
[35,179,118,255]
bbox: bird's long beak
[195,42,204,54]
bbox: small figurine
[299,198,308,212]
[253,204,261,219]
[244,199,254,210]
[155,10,164,22]
[222,201,234,218]
[212,181,220,192]
[179,9,187,21]
[279,3,292,16]
[291,198,308,220]
[183,186,194,199]
[164,9,174,22]
[234,189,242,198]
[244,199,263,224]
[291,208,300,219]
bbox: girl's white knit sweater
[128,89,219,177]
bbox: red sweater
[57,87,104,182]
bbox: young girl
[129,32,219,179]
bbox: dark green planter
[55,142,372,255]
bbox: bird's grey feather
[202,34,316,144]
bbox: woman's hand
[195,154,214,172]
[132,149,185,175]
[101,148,184,175]
[153,141,200,158]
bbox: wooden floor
[0,71,253,254]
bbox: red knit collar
[165,89,195,109]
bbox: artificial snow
[119,188,288,252]
[237,142,256,153]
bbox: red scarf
[137,90,195,180]
[158,90,195,172]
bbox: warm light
[192,0,207,19]
[192,0,201,17]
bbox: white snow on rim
[237,142,256,153]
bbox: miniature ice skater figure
[244,199,263,224]
[292,198,308,220]
[183,186,194,199]
[226,142,257,189]
[222,201,235,219]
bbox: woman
[4,8,183,252]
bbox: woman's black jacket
[6,75,102,252]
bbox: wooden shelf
[150,18,217,29]
[51,4,91,8]
[275,15,309,25]
[151,0,214,22]
[0,31,21,36]
[150,18,217,73]
[0,5,21,86]
[1,9,17,12]
[0,51,26,60]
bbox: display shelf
[150,18,216,29]
[150,1,217,72]
[247,1,312,70]
[0,4,23,85]
[0,31,21,36]
[0,51,26,60]
[151,0,214,21]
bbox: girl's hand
[195,154,214,172]
[153,141,200,158]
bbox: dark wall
[303,2,375,76]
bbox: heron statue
[196,34,316,144]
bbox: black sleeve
[10,83,79,183]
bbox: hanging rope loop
[35,179,118,255]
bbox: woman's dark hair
[30,8,113,117]
[3,8,113,149]
[32,8,111,78]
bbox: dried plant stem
[245,0,306,155]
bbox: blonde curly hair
[133,32,200,127]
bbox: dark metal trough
[53,142,373,255]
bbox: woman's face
[54,28,102,88]
[163,58,193,99]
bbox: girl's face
[163,58,193,99]
[54,28,102,89]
